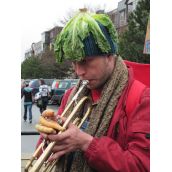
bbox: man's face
[72,55,114,89]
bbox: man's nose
[74,63,86,76]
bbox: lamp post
[125,0,133,22]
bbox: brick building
[25,26,62,59]
[107,0,139,34]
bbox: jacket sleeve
[84,88,150,172]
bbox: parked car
[21,79,31,88]
[50,79,79,105]
[51,79,60,97]
[29,79,54,96]
[25,79,31,85]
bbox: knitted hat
[83,21,117,57]
[54,9,118,63]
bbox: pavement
[21,98,59,153]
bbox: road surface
[21,98,59,153]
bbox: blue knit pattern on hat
[83,21,117,57]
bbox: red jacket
[58,67,150,172]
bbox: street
[21,98,59,153]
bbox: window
[58,81,69,89]
[119,10,126,26]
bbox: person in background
[21,83,34,123]
[38,79,50,114]
[36,9,150,172]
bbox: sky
[21,0,121,61]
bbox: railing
[21,131,40,172]
[21,131,40,135]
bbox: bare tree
[58,4,107,26]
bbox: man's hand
[47,123,93,162]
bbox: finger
[48,131,69,142]
[56,115,66,124]
[48,150,66,162]
[67,122,75,129]
[47,123,78,141]
[40,133,48,139]
[52,144,69,152]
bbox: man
[40,9,150,172]
[21,83,33,123]
[38,79,50,113]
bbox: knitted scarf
[55,56,128,172]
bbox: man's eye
[80,60,86,65]
[72,59,87,66]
